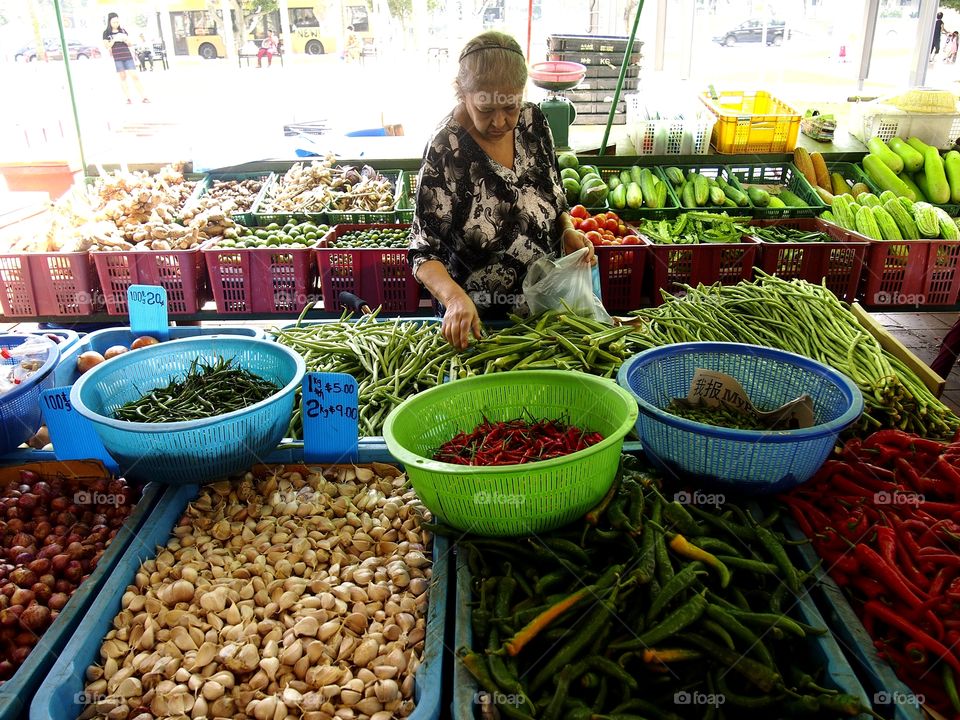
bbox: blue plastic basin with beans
[617,342,863,493]
[31,452,448,720]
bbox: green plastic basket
[383,370,639,536]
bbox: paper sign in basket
[680,368,814,430]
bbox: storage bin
[700,89,802,154]
[647,237,759,304]
[861,239,960,308]
[0,252,103,317]
[91,247,208,316]
[749,218,869,302]
[204,241,320,314]
[728,162,827,219]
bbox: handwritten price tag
[302,372,359,463]
[127,284,169,340]
[41,387,119,472]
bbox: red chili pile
[783,429,960,717]
[0,470,136,683]
[433,417,603,466]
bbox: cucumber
[630,166,643,185]
[945,150,960,204]
[862,153,916,201]
[778,189,806,208]
[900,173,927,202]
[747,186,770,207]
[610,183,627,210]
[923,146,951,204]
[693,174,710,206]
[625,182,643,210]
[906,137,933,157]
[681,181,697,207]
[889,137,925,173]
[867,136,904,174]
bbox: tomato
[617,223,627,236]
[606,211,620,222]
[571,205,589,219]
[622,234,640,245]
[594,213,607,224]
[604,218,620,233]
[600,238,613,246]
[580,218,599,232]
[572,217,583,229]
[585,230,603,245]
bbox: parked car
[713,19,788,46]
[15,39,102,62]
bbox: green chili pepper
[611,591,707,650]
[646,561,704,623]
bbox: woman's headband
[459,43,525,62]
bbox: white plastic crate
[624,95,714,155]
[850,103,960,150]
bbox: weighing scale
[529,61,587,150]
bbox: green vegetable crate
[326,170,405,224]
[184,172,274,226]
[728,163,827,219]
[826,162,874,198]
[396,171,419,223]
[749,218,869,303]
[597,167,680,220]
[647,236,759,305]
[861,238,960,308]
[661,164,754,216]
[315,224,421,313]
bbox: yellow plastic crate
[700,90,801,154]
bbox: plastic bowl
[383,370,638,536]
[617,342,863,494]
[71,336,305,484]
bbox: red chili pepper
[863,600,960,677]
[864,429,916,449]
[895,457,925,492]
[911,437,949,454]
[915,553,960,567]
[931,567,955,597]
[934,457,960,499]
[854,544,925,608]
[849,576,886,599]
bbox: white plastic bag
[523,248,612,324]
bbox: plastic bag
[523,247,612,324]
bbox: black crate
[548,50,641,66]
[547,34,644,54]
[585,64,641,78]
[576,77,640,92]
[573,111,626,125]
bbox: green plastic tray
[728,162,828,219]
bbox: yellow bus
[166,1,370,58]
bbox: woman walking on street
[103,13,149,103]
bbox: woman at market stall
[408,31,595,350]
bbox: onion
[8,568,35,588]
[31,583,51,603]
[37,544,62,560]
[64,562,83,583]
[65,542,85,560]
[54,579,72,593]
[0,584,14,598]
[48,593,68,611]
[17,484,30,495]
[0,660,12,679]
[18,470,38,485]
[50,497,69,512]
[11,647,30,665]
[33,522,51,541]
[0,606,21,626]
[4,518,23,533]
[16,494,38,510]
[5,507,20,520]
[10,588,34,606]
[103,345,128,360]
[76,351,105,374]
[27,558,50,576]
[131,336,159,350]
[13,552,34,566]
[32,481,51,498]
[38,574,55,589]
[10,533,34,548]
[50,555,70,574]
[19,604,51,631]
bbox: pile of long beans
[749,226,839,243]
[454,310,646,379]
[114,357,279,422]
[272,312,457,437]
[449,456,877,720]
[630,274,960,438]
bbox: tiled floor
[5,313,960,412]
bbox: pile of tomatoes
[570,205,642,246]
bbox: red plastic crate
[749,219,868,303]
[316,224,419,313]
[594,240,649,313]
[203,243,319,314]
[92,248,208,316]
[647,237,759,305]
[861,239,960,307]
[0,251,103,317]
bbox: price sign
[41,387,119,472]
[302,372,359,463]
[127,285,169,341]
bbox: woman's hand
[562,226,597,266]
[442,290,482,350]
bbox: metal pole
[911,0,939,87]
[52,0,87,174]
[857,0,880,92]
[600,0,644,155]
[526,0,533,61]
[654,0,666,72]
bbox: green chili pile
[114,357,279,423]
[630,273,960,438]
[665,399,768,431]
[454,310,646,379]
[447,455,878,720]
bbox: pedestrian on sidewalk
[257,31,279,68]
[931,317,960,378]
[932,11,948,62]
[103,13,149,103]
